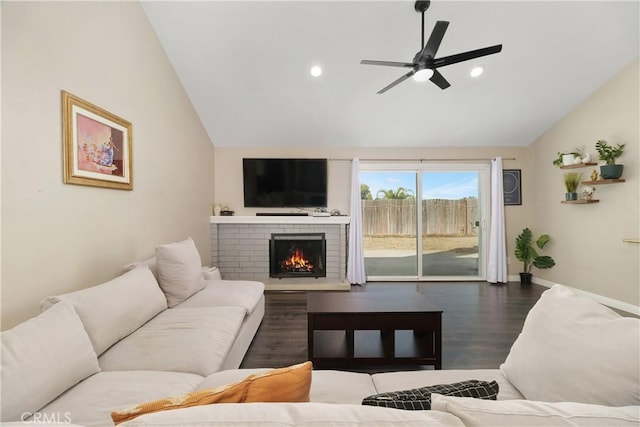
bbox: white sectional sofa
[2,238,639,427]
[1,238,265,426]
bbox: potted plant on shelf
[595,140,625,179]
[563,172,582,201]
[553,149,584,167]
[514,228,556,285]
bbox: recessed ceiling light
[310,66,322,77]
[470,66,484,78]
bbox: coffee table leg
[380,329,395,358]
[346,329,354,358]
[307,314,314,361]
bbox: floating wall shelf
[582,179,625,185]
[559,162,597,169]
[560,200,600,204]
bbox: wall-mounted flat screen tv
[243,158,328,208]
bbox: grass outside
[364,235,478,254]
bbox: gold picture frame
[62,91,133,190]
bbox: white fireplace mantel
[210,215,350,225]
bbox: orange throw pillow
[111,361,312,425]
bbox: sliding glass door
[360,171,417,277]
[360,163,489,281]
[421,171,481,277]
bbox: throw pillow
[362,379,499,411]
[40,266,167,356]
[500,284,640,406]
[122,256,158,279]
[111,361,312,425]
[1,302,100,422]
[155,237,206,307]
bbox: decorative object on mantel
[580,185,596,201]
[563,172,582,201]
[595,139,625,179]
[62,91,133,190]
[514,228,555,285]
[213,204,222,216]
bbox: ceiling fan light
[413,68,434,82]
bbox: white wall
[1,2,216,329]
[214,145,530,276]
[530,58,639,308]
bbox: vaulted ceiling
[142,1,639,148]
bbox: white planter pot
[562,154,577,166]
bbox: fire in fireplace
[270,233,326,278]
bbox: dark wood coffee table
[307,291,442,369]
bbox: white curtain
[487,157,508,284]
[347,158,366,285]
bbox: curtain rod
[328,157,516,162]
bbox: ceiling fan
[361,0,502,94]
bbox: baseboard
[532,277,640,316]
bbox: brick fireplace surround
[210,216,351,290]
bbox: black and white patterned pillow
[362,379,499,411]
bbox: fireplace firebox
[269,233,326,278]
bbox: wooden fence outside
[361,198,478,236]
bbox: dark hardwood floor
[240,282,546,371]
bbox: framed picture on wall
[62,91,133,190]
[503,169,521,205]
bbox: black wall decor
[503,169,522,205]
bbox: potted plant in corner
[595,140,625,179]
[515,228,556,285]
[563,172,582,201]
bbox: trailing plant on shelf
[552,148,584,167]
[595,140,625,179]
[514,228,555,285]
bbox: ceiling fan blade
[419,21,449,61]
[433,44,502,68]
[377,70,415,94]
[361,60,414,68]
[430,69,450,90]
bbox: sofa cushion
[40,266,167,356]
[431,394,640,426]
[500,284,640,406]
[199,369,378,405]
[1,302,100,422]
[155,237,206,307]
[118,403,465,427]
[98,306,245,376]
[36,370,204,427]
[123,257,158,279]
[174,280,265,314]
[362,380,498,410]
[372,369,524,400]
[111,361,312,425]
